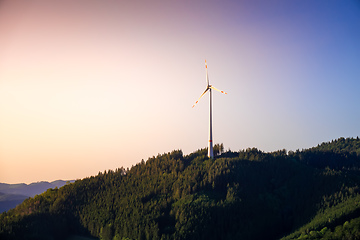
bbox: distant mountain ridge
[0,180,74,213]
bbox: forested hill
[312,137,360,154]
[2,138,360,240]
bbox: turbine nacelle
[192,83,227,108]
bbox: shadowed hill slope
[0,180,75,213]
[0,180,74,197]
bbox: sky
[1,0,360,184]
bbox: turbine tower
[192,60,227,158]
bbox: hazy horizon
[1,0,360,184]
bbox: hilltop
[1,138,360,240]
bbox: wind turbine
[192,60,227,159]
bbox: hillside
[0,180,74,197]
[0,192,28,214]
[1,138,360,240]
[0,180,74,213]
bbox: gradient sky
[1,0,360,184]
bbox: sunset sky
[1,0,360,183]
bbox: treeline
[1,139,360,239]
[292,137,360,170]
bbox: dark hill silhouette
[0,180,74,197]
[1,139,360,240]
[0,192,28,213]
[0,180,74,213]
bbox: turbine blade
[210,86,227,95]
[192,88,209,108]
[205,60,209,86]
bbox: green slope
[1,139,360,240]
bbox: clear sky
[1,0,360,184]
